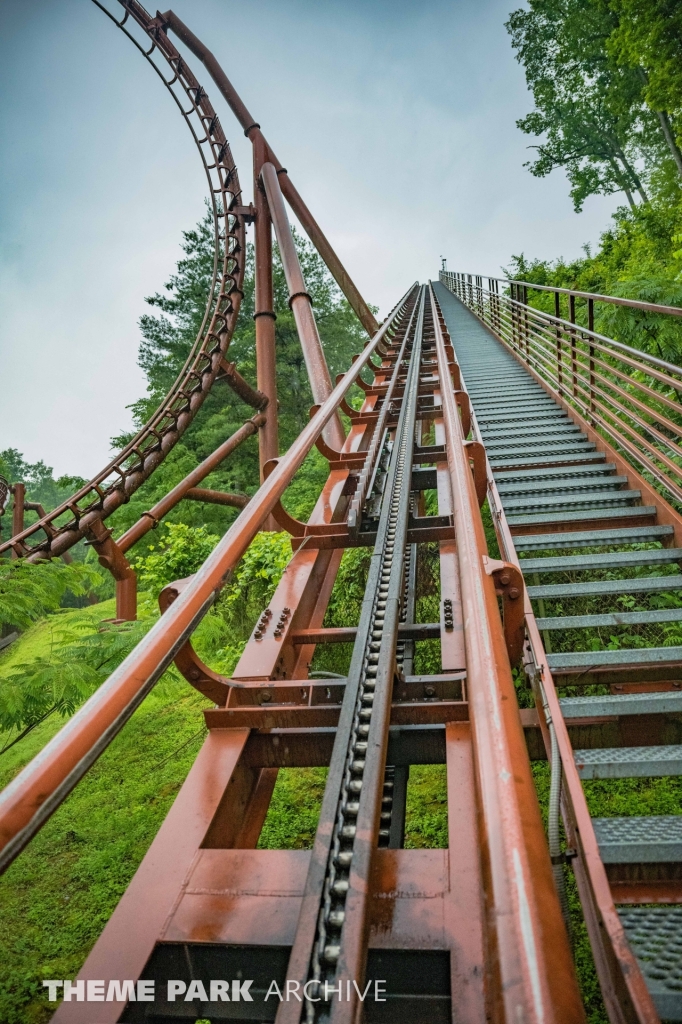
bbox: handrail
[0,285,416,874]
[441,269,682,319]
[439,271,682,509]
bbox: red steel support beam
[117,414,265,554]
[261,161,346,452]
[159,9,379,339]
[253,132,279,501]
[0,287,414,872]
[183,487,249,508]
[428,284,584,1024]
[87,519,137,622]
[10,483,24,560]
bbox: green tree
[608,0,682,177]
[506,0,681,211]
[108,206,365,548]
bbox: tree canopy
[506,0,682,211]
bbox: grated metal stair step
[594,815,682,863]
[574,744,682,780]
[504,489,638,513]
[514,525,673,551]
[485,436,590,453]
[476,411,570,426]
[507,505,657,529]
[491,442,597,461]
[560,690,682,717]
[490,452,607,472]
[528,574,682,600]
[521,547,682,573]
[537,607,682,630]
[497,474,624,497]
[496,463,617,484]
[548,646,682,672]
[618,906,682,1020]
[481,424,583,442]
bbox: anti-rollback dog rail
[1,2,682,1021]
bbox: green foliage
[0,617,153,740]
[132,522,219,594]
[506,0,682,212]
[0,560,101,631]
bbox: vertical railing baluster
[588,297,595,421]
[569,292,577,398]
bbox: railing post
[555,290,562,393]
[569,292,577,397]
[523,284,529,359]
[588,297,595,421]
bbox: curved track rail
[0,0,247,562]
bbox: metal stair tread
[507,505,656,527]
[505,491,639,512]
[514,524,673,551]
[495,464,616,484]
[538,607,682,630]
[594,815,682,862]
[528,574,682,599]
[490,452,607,472]
[521,547,682,573]
[497,474,623,497]
[618,906,682,1019]
[574,743,682,779]
[548,646,682,670]
[560,689,682,717]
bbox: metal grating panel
[618,906,682,1019]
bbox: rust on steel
[159,7,380,339]
[261,160,346,451]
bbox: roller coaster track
[2,4,682,1023]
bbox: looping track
[0,0,247,562]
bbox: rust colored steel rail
[35,283,585,1024]
[158,8,379,339]
[429,284,581,1023]
[0,0,249,564]
[440,270,682,507]
[261,161,346,451]
[0,288,413,874]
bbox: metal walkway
[435,280,682,1023]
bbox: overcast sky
[0,0,622,478]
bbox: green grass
[0,606,211,1024]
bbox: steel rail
[116,413,265,553]
[429,283,583,1023]
[0,286,415,874]
[443,270,682,321]
[479,431,660,1024]
[444,272,682,379]
[158,8,379,339]
[450,295,663,1024]
[278,287,425,1024]
[260,161,346,451]
[0,0,248,562]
